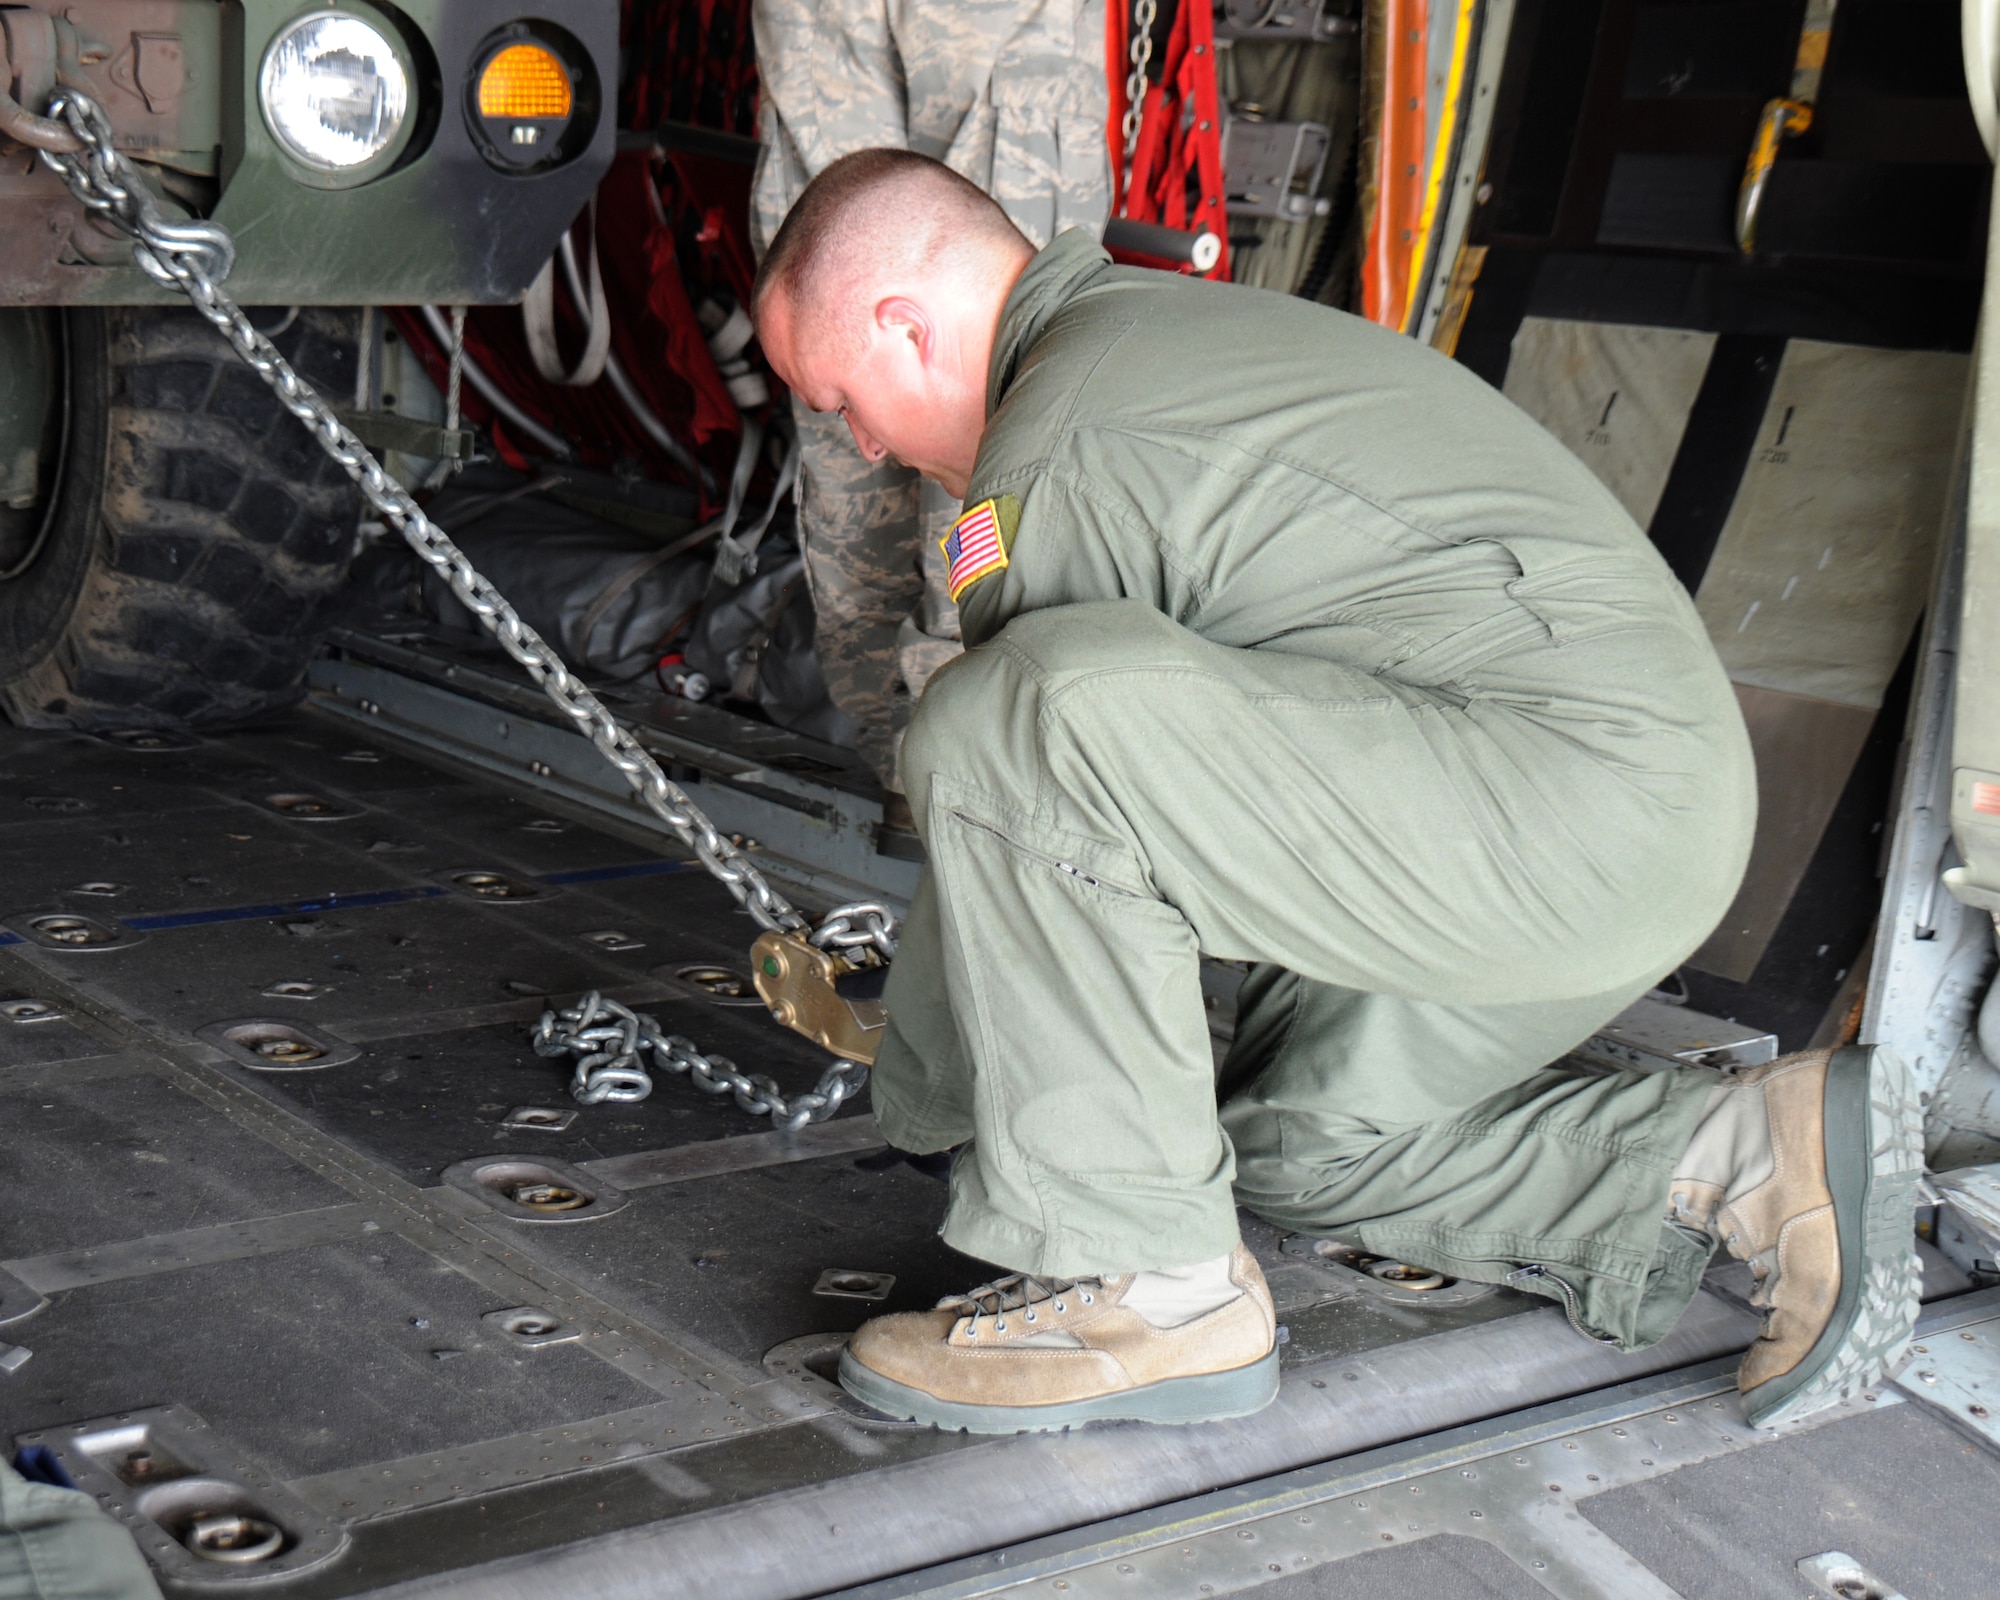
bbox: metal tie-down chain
[531,991,866,1128]
[1121,0,1159,167]
[36,91,891,1120]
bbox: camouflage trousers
[751,0,1111,787]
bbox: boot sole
[1742,1043,1923,1429]
[836,1347,1281,1434]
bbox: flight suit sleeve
[949,465,1167,649]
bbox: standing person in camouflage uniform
[750,0,1110,811]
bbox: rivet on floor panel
[260,792,360,822]
[501,1106,577,1132]
[102,729,198,751]
[579,930,644,953]
[261,981,329,1000]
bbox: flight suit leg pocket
[922,777,1237,1271]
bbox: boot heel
[1124,1350,1282,1425]
[1744,1044,1922,1428]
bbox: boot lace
[938,1272,1108,1332]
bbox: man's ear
[874,296,934,364]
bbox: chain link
[36,90,896,964]
[806,899,899,963]
[531,991,868,1127]
[1121,0,1159,165]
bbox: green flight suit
[0,1462,161,1600]
[874,231,1758,1350]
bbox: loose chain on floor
[532,991,866,1127]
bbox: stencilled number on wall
[1760,405,1797,465]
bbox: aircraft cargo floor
[1,659,1995,1600]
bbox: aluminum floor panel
[0,1066,352,1256]
[1212,1534,1554,1598]
[5,709,1966,1600]
[1582,1401,2000,1598]
[249,1020,866,1188]
[0,1008,122,1067]
[0,808,419,923]
[7,900,625,1037]
[473,1158,981,1366]
[193,731,490,803]
[4,1233,667,1481]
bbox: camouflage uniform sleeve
[982,1,1111,248]
[750,0,907,254]
[914,0,1110,248]
[754,0,1109,253]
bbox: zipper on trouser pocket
[952,813,1149,899]
[1507,1263,1620,1345]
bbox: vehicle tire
[0,304,362,731]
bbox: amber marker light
[477,42,572,120]
[467,30,583,169]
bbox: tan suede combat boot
[838,1244,1279,1432]
[1667,1045,1922,1429]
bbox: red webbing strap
[1104,1,1230,280]
[1180,0,1228,273]
[1127,81,1168,216]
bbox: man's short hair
[752,149,1023,339]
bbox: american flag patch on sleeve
[941,498,1011,604]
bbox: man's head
[753,149,1035,498]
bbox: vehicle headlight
[260,11,410,172]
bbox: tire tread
[0,305,362,730]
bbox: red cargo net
[1105,0,1230,280]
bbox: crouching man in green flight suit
[752,150,1925,1436]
